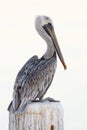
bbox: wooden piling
[9,101,64,130]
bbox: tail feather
[7,101,14,112]
[12,91,21,111]
[8,91,21,112]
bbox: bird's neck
[43,39,55,59]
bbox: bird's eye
[47,23,53,30]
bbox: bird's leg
[42,97,60,102]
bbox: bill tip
[64,65,67,70]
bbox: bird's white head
[35,16,53,41]
[35,15,67,69]
[36,16,52,26]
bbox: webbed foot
[42,97,60,102]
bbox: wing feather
[8,55,39,112]
[20,56,57,100]
[14,55,39,90]
[8,55,57,113]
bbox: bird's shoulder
[36,55,57,72]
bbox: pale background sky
[0,0,87,130]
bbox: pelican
[8,16,67,113]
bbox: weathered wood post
[9,101,64,130]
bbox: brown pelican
[8,16,67,113]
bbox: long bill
[44,24,67,70]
